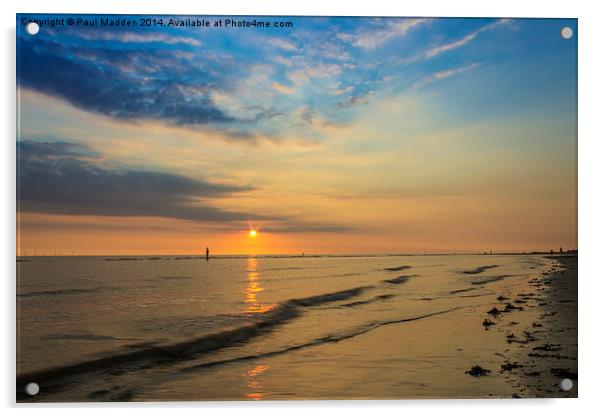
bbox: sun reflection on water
[244,364,269,400]
[244,257,274,314]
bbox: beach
[17,254,577,401]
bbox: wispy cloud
[272,81,295,95]
[331,85,354,96]
[269,37,297,51]
[337,91,376,108]
[73,30,201,46]
[426,19,511,59]
[411,63,480,90]
[337,18,428,49]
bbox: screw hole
[25,22,40,36]
[559,378,573,391]
[561,27,573,40]
[25,382,40,396]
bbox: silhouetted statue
[206,247,209,261]
[560,247,563,254]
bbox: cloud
[272,81,295,95]
[72,30,201,46]
[300,107,315,124]
[425,19,511,59]
[17,141,260,222]
[432,63,479,80]
[426,32,478,59]
[337,18,428,49]
[411,63,480,90]
[17,141,354,233]
[260,224,354,233]
[331,85,354,96]
[17,37,234,126]
[287,63,343,86]
[337,91,376,108]
[269,37,297,51]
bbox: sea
[16,254,554,401]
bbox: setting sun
[249,229,257,238]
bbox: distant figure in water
[206,247,209,261]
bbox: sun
[249,229,257,238]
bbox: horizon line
[16,250,578,258]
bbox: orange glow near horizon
[16,211,578,256]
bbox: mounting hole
[25,382,40,396]
[25,22,40,36]
[561,26,573,40]
[559,378,573,391]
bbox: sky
[16,15,577,255]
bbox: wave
[98,307,459,401]
[180,308,458,375]
[449,287,477,295]
[261,265,338,272]
[288,286,372,307]
[461,265,499,275]
[16,284,372,400]
[17,288,102,298]
[382,275,412,285]
[260,272,361,283]
[41,333,131,342]
[471,274,513,285]
[338,294,395,308]
[383,265,412,272]
[158,276,194,281]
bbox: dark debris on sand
[551,368,578,380]
[503,303,524,312]
[482,319,496,328]
[501,362,523,372]
[466,365,491,377]
[473,255,577,397]
[487,307,501,316]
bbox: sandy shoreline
[463,254,578,398]
[493,254,578,398]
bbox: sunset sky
[17,16,577,255]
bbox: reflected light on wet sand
[244,257,274,314]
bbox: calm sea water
[16,254,552,401]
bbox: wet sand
[492,255,578,398]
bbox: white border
[2,1,601,415]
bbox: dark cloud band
[17,141,257,222]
